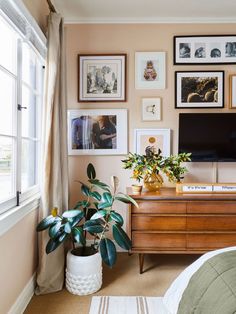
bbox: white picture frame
[229,74,236,109]
[68,109,127,155]
[134,129,171,156]
[142,98,161,121]
[135,52,166,89]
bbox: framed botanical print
[175,71,224,109]
[134,129,171,156]
[78,54,127,102]
[68,109,127,155]
[135,52,166,89]
[229,74,236,109]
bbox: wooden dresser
[127,187,236,273]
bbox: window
[0,13,45,214]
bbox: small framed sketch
[78,54,126,102]
[142,98,161,121]
[229,74,236,109]
[174,35,236,65]
[135,52,166,89]
[134,129,171,156]
[175,71,224,109]
[68,109,127,155]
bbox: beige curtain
[36,12,68,295]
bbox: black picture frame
[175,71,224,109]
[174,35,236,65]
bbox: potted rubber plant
[36,163,137,295]
[122,146,191,191]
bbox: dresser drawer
[187,233,236,249]
[132,215,186,231]
[132,202,186,214]
[187,216,236,231]
[132,232,186,249]
[187,202,236,214]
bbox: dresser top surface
[127,187,236,201]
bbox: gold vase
[144,172,163,192]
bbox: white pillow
[163,246,236,314]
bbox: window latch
[16,191,21,206]
[17,104,27,111]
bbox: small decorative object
[122,146,191,192]
[135,52,166,89]
[131,184,143,194]
[68,109,127,155]
[36,163,137,295]
[175,71,224,109]
[174,35,236,65]
[229,74,236,108]
[78,54,126,102]
[134,128,170,157]
[142,98,161,121]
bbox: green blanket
[177,250,236,314]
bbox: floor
[25,252,199,314]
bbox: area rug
[89,296,168,314]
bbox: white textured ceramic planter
[66,250,102,295]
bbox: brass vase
[144,172,163,192]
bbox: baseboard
[8,273,36,314]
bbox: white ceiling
[53,0,236,23]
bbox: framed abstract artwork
[135,52,166,89]
[134,128,171,156]
[78,54,127,102]
[141,98,161,121]
[174,35,236,65]
[175,71,224,109]
[68,109,127,155]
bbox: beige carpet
[25,253,199,314]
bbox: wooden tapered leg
[139,253,145,274]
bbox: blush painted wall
[65,23,236,220]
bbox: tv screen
[178,113,236,162]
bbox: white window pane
[22,86,36,138]
[22,43,36,89]
[0,70,16,135]
[0,16,17,74]
[21,139,37,191]
[0,136,15,201]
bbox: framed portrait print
[135,52,166,89]
[175,71,224,109]
[78,54,126,102]
[134,129,171,156]
[229,74,236,109]
[68,109,127,155]
[174,35,236,65]
[142,98,161,121]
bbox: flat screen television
[178,113,236,162]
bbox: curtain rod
[47,0,57,13]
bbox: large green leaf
[113,224,131,250]
[72,227,85,245]
[88,179,110,192]
[71,211,84,227]
[81,184,90,197]
[83,219,104,234]
[64,222,72,234]
[102,192,113,205]
[36,215,55,231]
[110,211,124,226]
[91,209,107,220]
[90,191,101,201]
[49,221,62,239]
[115,193,138,208]
[85,208,97,220]
[46,238,61,254]
[62,210,82,218]
[97,202,111,210]
[99,238,117,267]
[87,163,96,179]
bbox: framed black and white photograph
[174,35,236,65]
[229,74,236,109]
[175,71,224,109]
[142,98,161,121]
[78,54,126,102]
[135,52,166,89]
[134,129,171,156]
[68,109,127,155]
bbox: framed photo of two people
[68,109,127,155]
